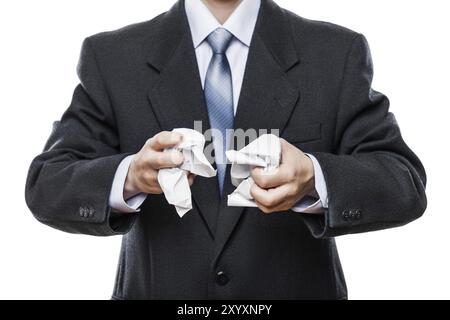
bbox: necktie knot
[207,28,233,54]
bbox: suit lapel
[146,1,220,237]
[212,0,301,266]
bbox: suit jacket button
[342,210,349,220]
[349,210,356,219]
[215,271,229,286]
[355,210,362,220]
[79,207,85,217]
[88,208,95,218]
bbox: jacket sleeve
[25,37,138,236]
[302,34,427,238]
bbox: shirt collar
[185,0,261,48]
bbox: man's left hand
[250,139,316,213]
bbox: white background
[0,0,449,300]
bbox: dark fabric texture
[25,0,426,299]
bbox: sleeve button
[342,210,350,220]
[349,210,356,219]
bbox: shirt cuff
[108,155,147,213]
[291,154,329,214]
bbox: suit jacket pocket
[281,122,321,144]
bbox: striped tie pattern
[204,28,234,195]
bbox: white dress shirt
[109,0,328,213]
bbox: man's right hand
[124,131,193,199]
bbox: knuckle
[159,131,171,141]
[156,131,169,137]
[259,177,270,188]
[155,132,168,143]
[262,196,275,208]
[154,154,166,167]
[256,175,270,188]
[286,170,296,182]
[143,170,153,181]
[260,206,272,214]
[136,152,146,163]
[145,137,153,146]
[287,184,298,198]
[154,135,163,146]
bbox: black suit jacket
[25,0,427,299]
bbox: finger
[279,138,291,159]
[147,150,184,169]
[254,199,292,214]
[139,170,163,194]
[251,166,291,189]
[254,201,273,214]
[250,183,289,209]
[142,178,163,195]
[142,167,158,181]
[147,131,183,151]
[148,185,163,195]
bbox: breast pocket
[281,122,322,144]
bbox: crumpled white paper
[158,128,216,217]
[226,134,281,207]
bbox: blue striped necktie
[204,28,235,195]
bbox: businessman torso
[111,0,345,299]
[26,0,426,299]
